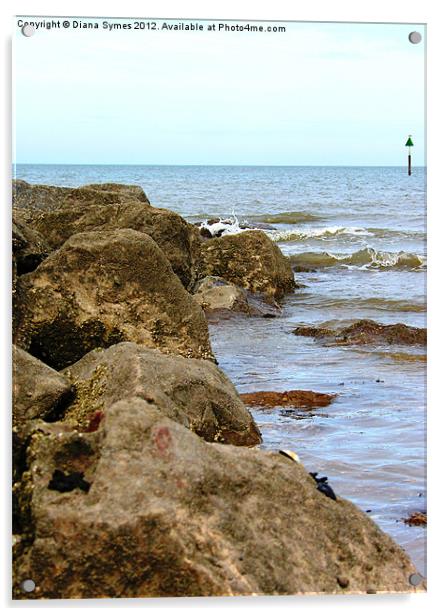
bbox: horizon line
[14,163,426,168]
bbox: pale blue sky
[14,19,425,165]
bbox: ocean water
[15,164,427,575]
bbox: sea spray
[199,211,244,237]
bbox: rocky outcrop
[195,230,295,301]
[294,320,426,346]
[12,346,73,481]
[14,200,201,289]
[240,390,336,409]
[13,182,296,294]
[61,342,261,446]
[13,397,422,599]
[193,276,282,318]
[14,229,213,369]
[12,179,150,211]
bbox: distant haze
[14,20,425,166]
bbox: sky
[14,18,425,166]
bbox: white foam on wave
[267,226,374,242]
[289,247,426,270]
[199,211,245,237]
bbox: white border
[2,1,444,614]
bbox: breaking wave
[268,226,374,241]
[251,211,323,224]
[267,226,425,242]
[198,213,243,237]
[289,247,426,270]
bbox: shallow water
[15,164,427,576]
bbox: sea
[15,164,427,576]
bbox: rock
[240,390,336,409]
[14,198,200,289]
[193,276,282,318]
[403,512,427,527]
[13,397,422,599]
[199,226,213,240]
[12,179,150,211]
[12,346,73,482]
[81,182,150,203]
[61,342,261,446]
[12,214,49,275]
[294,320,426,346]
[14,229,213,369]
[195,230,295,301]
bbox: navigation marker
[405,135,414,176]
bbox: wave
[297,297,426,313]
[350,349,427,362]
[267,226,425,242]
[289,247,426,270]
[250,211,323,224]
[268,226,374,241]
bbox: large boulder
[12,346,73,481]
[195,230,295,301]
[14,200,201,289]
[13,397,422,599]
[13,229,213,369]
[12,179,150,211]
[61,342,261,446]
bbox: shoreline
[12,179,425,597]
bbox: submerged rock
[14,229,213,369]
[13,397,421,599]
[193,276,282,318]
[403,512,427,527]
[294,320,426,346]
[195,230,295,301]
[61,342,261,446]
[240,390,336,409]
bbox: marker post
[405,135,414,176]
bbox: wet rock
[61,342,261,446]
[13,397,421,599]
[199,226,213,239]
[14,198,200,289]
[195,230,295,301]
[240,390,335,409]
[14,229,213,369]
[193,276,282,318]
[12,179,149,211]
[12,346,73,481]
[404,512,427,527]
[293,320,426,346]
